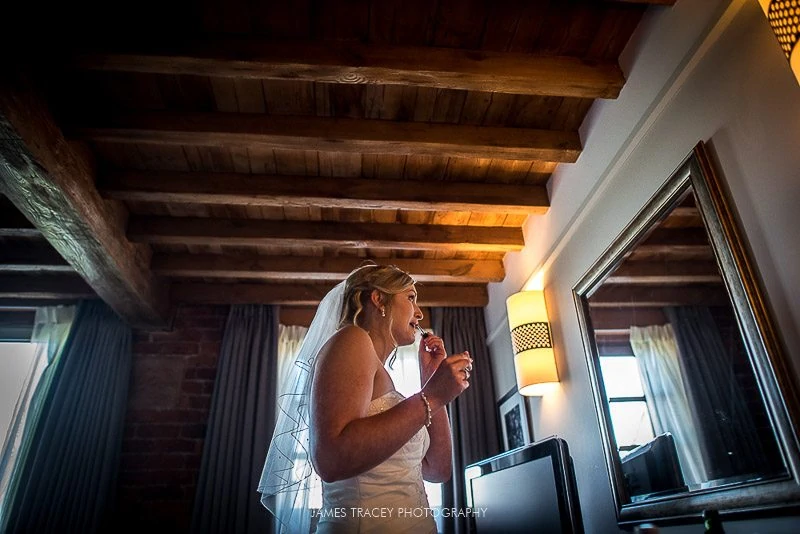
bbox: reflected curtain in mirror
[629,324,707,486]
[664,306,779,481]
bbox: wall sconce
[506,290,559,396]
[759,0,800,85]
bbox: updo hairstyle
[339,263,416,329]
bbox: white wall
[485,0,800,532]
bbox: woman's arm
[418,334,470,482]
[421,401,453,482]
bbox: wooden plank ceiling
[0,0,674,328]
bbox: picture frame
[498,387,531,451]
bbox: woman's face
[388,285,423,346]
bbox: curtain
[0,305,76,513]
[0,300,132,533]
[191,305,279,534]
[387,343,424,397]
[664,306,764,479]
[629,324,708,485]
[431,308,501,534]
[277,325,308,400]
[272,323,319,527]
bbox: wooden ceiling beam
[606,0,675,5]
[0,75,169,328]
[661,206,703,228]
[0,227,41,238]
[604,261,722,284]
[0,298,82,308]
[70,40,624,99]
[172,282,488,307]
[0,309,35,341]
[0,273,97,300]
[640,228,710,247]
[0,196,40,237]
[0,239,73,273]
[100,170,549,215]
[594,333,635,347]
[129,217,524,253]
[151,254,505,283]
[589,308,667,331]
[73,111,581,163]
[588,285,730,308]
[631,228,714,258]
[277,306,434,328]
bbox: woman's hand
[421,349,472,410]
[419,333,447,384]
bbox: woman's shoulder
[333,324,370,340]
[317,325,376,367]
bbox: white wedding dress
[315,390,437,534]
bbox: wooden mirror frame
[573,142,800,526]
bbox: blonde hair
[339,263,416,329]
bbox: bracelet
[419,391,432,427]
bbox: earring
[381,308,386,317]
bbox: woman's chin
[395,331,416,346]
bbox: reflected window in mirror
[598,353,654,458]
[573,142,800,525]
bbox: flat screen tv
[465,436,584,534]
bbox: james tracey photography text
[311,507,489,519]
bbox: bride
[259,263,473,533]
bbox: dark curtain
[191,305,278,534]
[431,307,501,534]
[1,300,132,533]
[665,306,766,479]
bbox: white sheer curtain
[277,323,421,396]
[277,325,309,400]
[387,343,423,396]
[629,324,708,485]
[276,324,422,409]
[0,305,76,512]
[274,324,313,530]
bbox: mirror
[573,142,800,526]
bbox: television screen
[465,437,583,534]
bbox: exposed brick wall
[113,304,228,533]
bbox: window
[0,342,40,505]
[598,354,654,457]
[0,344,39,442]
[0,305,74,515]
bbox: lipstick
[415,324,430,338]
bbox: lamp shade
[759,0,800,85]
[506,291,559,396]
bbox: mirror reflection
[584,189,786,502]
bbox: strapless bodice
[314,390,436,533]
